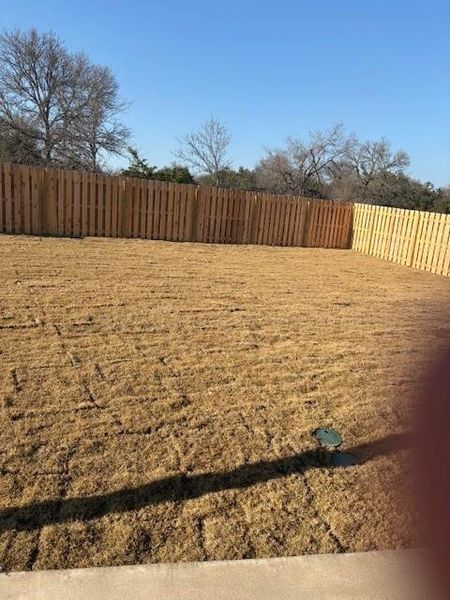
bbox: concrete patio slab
[0,549,434,600]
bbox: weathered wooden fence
[1,163,449,276]
[352,203,450,277]
[0,163,353,248]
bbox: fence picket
[13,166,23,233]
[0,164,3,232]
[4,164,13,233]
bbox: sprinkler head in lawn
[313,427,342,449]
[313,427,356,468]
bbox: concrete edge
[0,549,435,600]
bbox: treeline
[122,121,450,214]
[0,29,448,213]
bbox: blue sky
[1,0,449,186]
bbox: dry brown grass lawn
[1,235,450,572]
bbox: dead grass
[1,235,450,571]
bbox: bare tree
[0,28,128,169]
[255,124,354,197]
[328,138,410,202]
[0,29,85,165]
[345,137,410,196]
[63,65,130,171]
[175,118,231,186]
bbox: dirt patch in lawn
[1,235,450,571]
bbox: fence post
[47,168,59,236]
[189,187,199,242]
[194,187,204,242]
[301,200,311,247]
[40,168,49,235]
[346,203,354,249]
[247,194,258,244]
[119,177,130,237]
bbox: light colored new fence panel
[353,204,450,277]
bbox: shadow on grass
[0,432,411,533]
